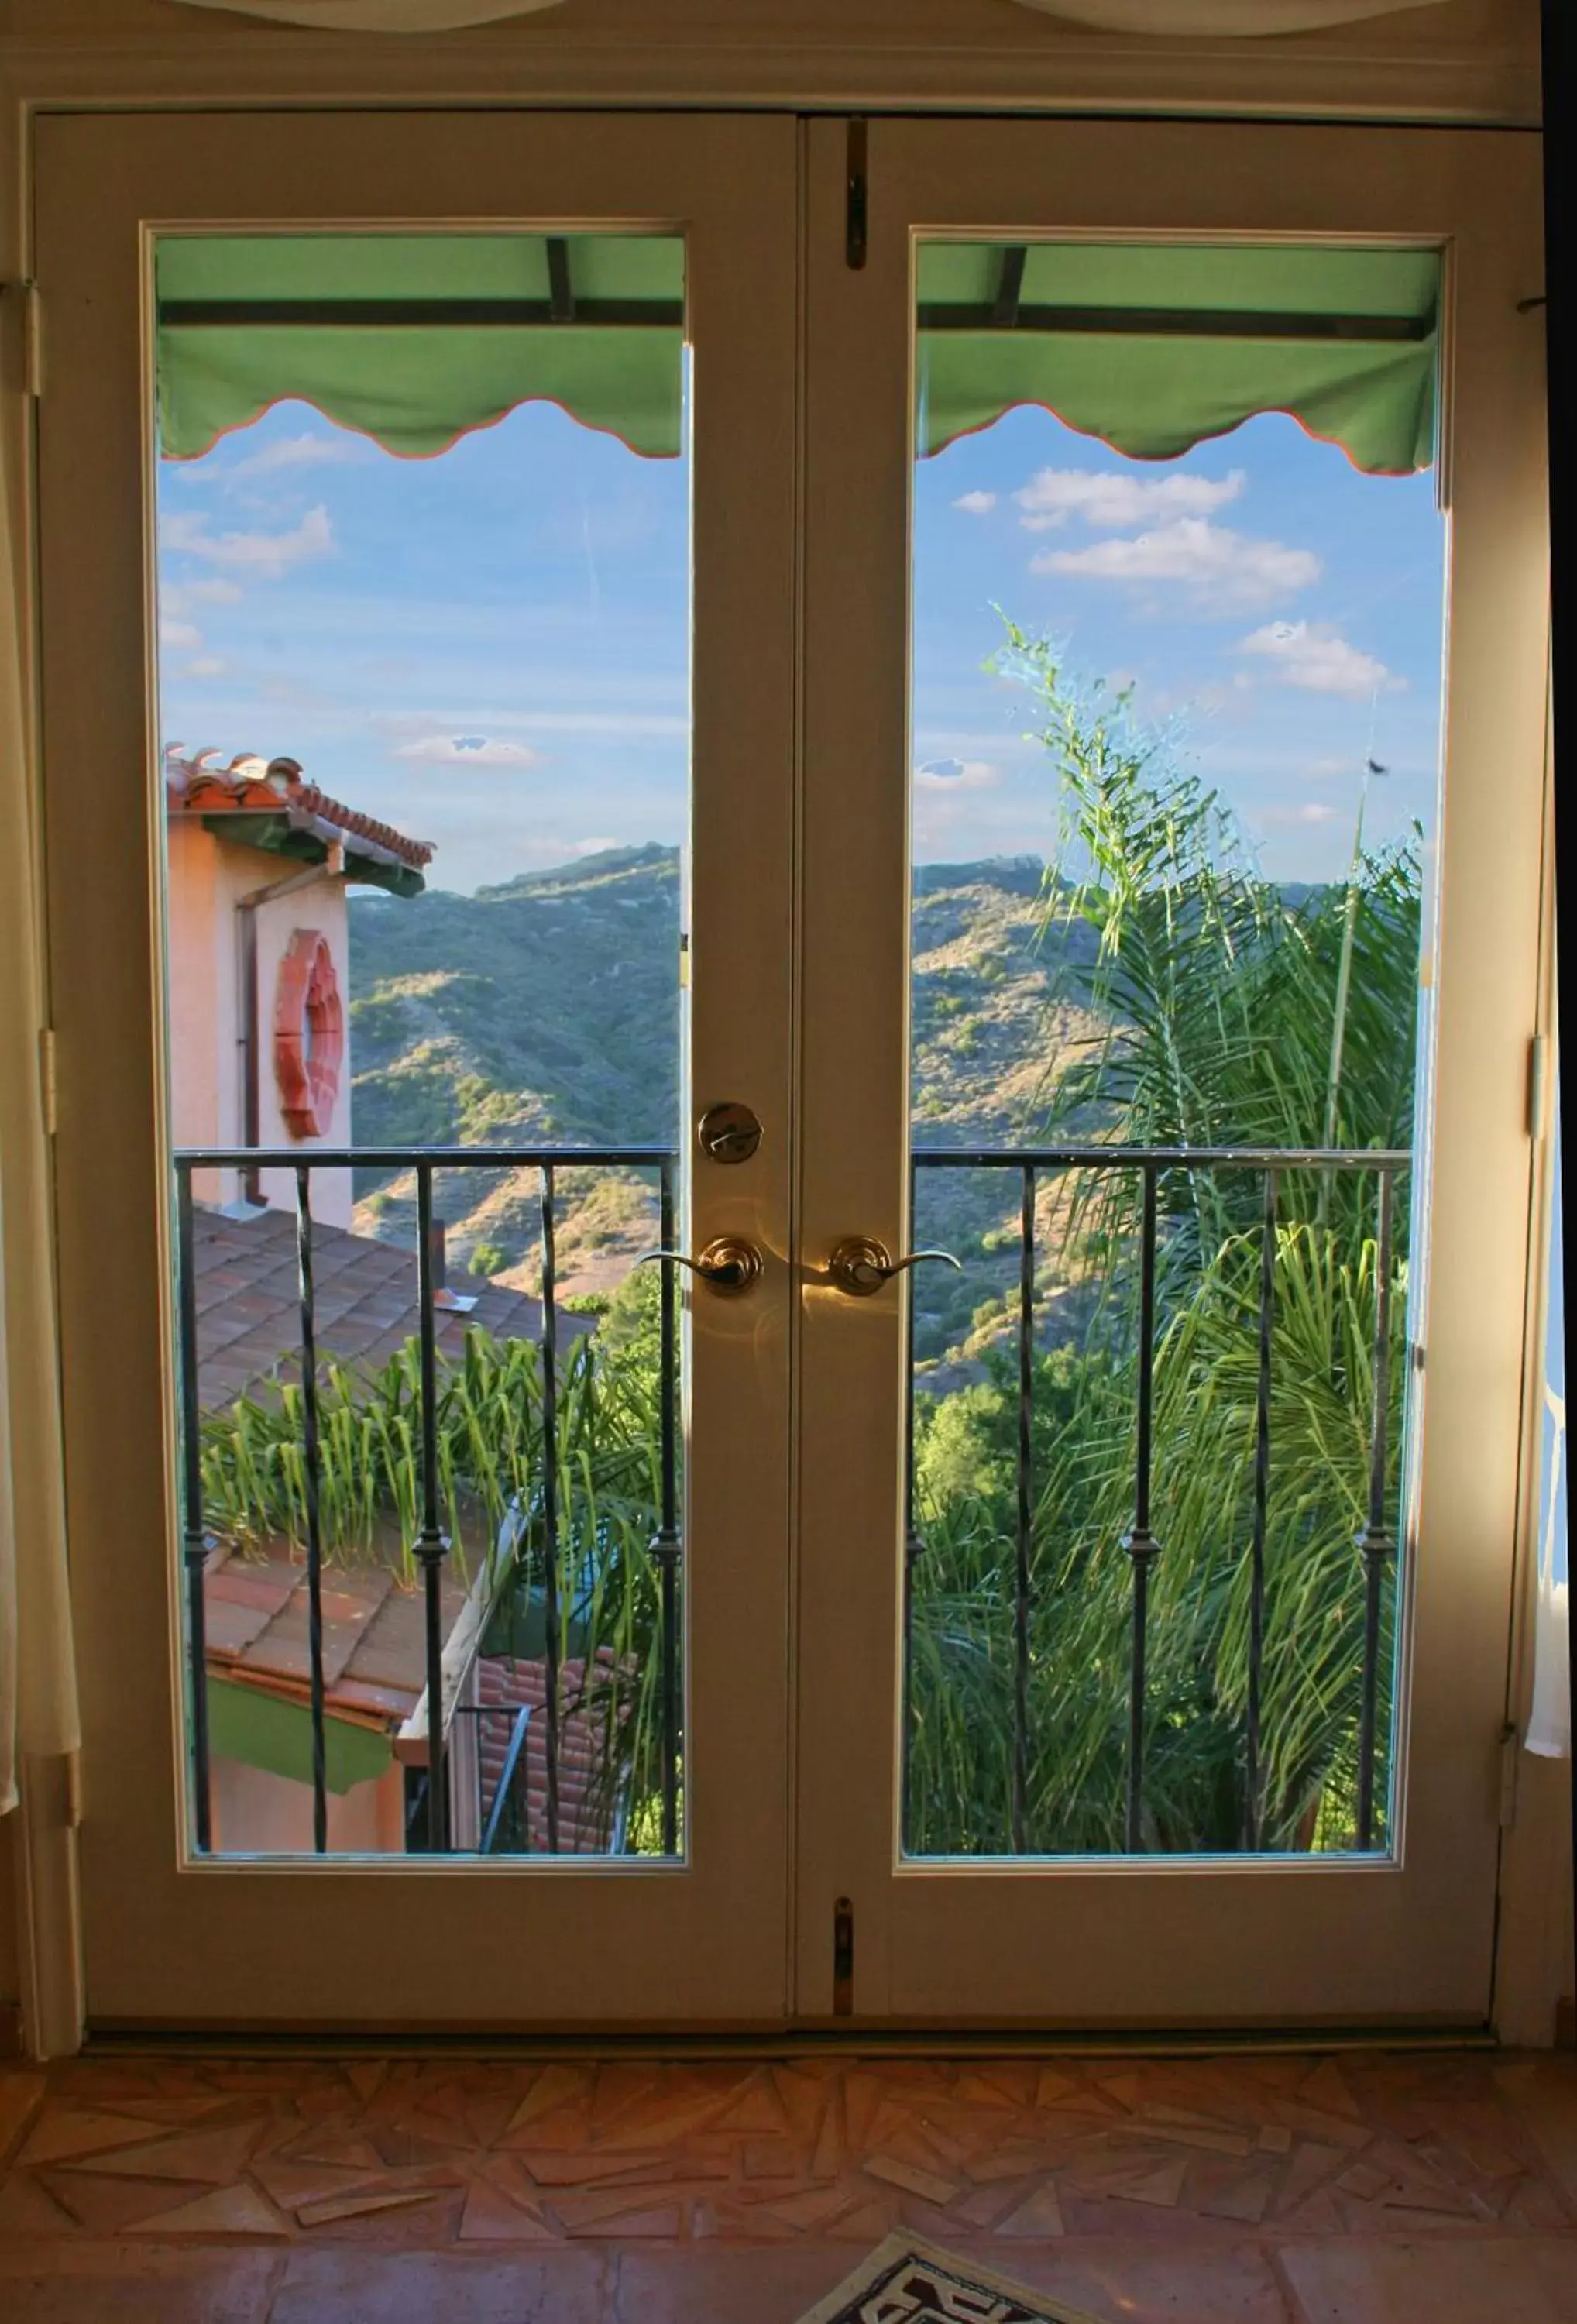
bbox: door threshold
[83,2020,1498,2061]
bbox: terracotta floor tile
[607,2244,868,2323]
[772,2068,830,2146]
[458,2181,560,2241]
[268,2247,609,2321]
[0,2175,81,2236]
[0,2078,49,2167]
[19,2110,176,2171]
[127,2185,290,2239]
[1276,2234,1577,2323]
[0,2046,1568,2315]
[37,2171,218,2234]
[1507,2068,1577,2216]
[992,2182,1067,2237]
[984,2236,1296,2322]
[864,2153,960,2205]
[716,2077,791,2137]
[74,2123,263,2187]
[294,2188,442,2230]
[251,2158,387,2219]
[517,2145,675,2188]
[0,2241,281,2322]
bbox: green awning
[156,233,685,461]
[916,243,1440,476]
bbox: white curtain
[1,305,81,1822]
[1528,1082,1569,1758]
[174,1,1445,32]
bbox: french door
[36,110,799,2028]
[34,107,1546,2032]
[793,119,1547,2024]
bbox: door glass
[155,232,691,1860]
[905,240,1444,1859]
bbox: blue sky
[913,407,1445,885]
[157,384,1445,895]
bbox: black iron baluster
[1122,1163,1161,1854]
[415,1163,448,1852]
[1013,1164,1036,1854]
[1245,1168,1276,1851]
[540,1164,562,1855]
[1355,1167,1397,1851]
[176,1164,212,1854]
[294,1166,328,1855]
[652,1158,681,1858]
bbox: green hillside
[346,844,1106,1363]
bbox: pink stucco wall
[165,820,354,1227]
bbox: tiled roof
[204,1546,471,1734]
[475,1652,632,1855]
[192,1202,591,1412]
[166,746,435,872]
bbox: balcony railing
[907,1144,1410,1858]
[175,1146,681,1862]
[174,1140,1407,1864]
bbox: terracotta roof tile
[165,748,434,872]
[191,1202,590,1411]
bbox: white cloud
[161,578,242,617]
[379,709,689,743]
[1016,467,1245,532]
[914,757,1001,790]
[228,434,359,480]
[566,836,620,856]
[159,617,201,651]
[162,503,334,581]
[1237,621,1393,700]
[186,656,227,680]
[394,733,547,769]
[1032,518,1320,612]
[953,490,998,514]
[1255,802,1337,827]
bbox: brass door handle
[637,1236,763,1293]
[828,1236,963,1298]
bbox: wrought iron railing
[906,1145,1410,1857]
[174,1145,682,1862]
[175,1139,1407,1864]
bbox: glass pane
[155,232,690,1861]
[905,239,1443,1860]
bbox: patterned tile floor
[1,2047,1575,2319]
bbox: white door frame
[793,113,1549,2027]
[33,106,800,2030]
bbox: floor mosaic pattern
[1,2047,1575,2319]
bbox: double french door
[34,106,1547,2031]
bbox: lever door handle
[828,1236,963,1298]
[637,1236,763,1293]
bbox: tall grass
[199,1270,677,1849]
[905,630,1421,1857]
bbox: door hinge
[846,120,868,271]
[1498,1722,1520,1830]
[1527,1032,1548,1139]
[832,1894,854,2015]
[39,1026,57,1135]
[21,280,44,398]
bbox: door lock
[697,1101,763,1165]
